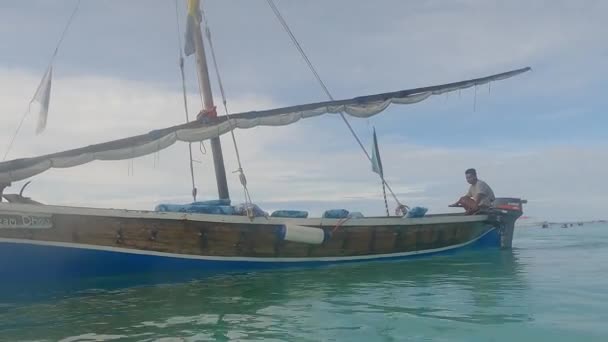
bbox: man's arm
[472,183,490,205]
[465,186,473,198]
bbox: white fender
[279,224,327,245]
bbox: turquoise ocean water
[1,223,607,341]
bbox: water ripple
[2,225,608,341]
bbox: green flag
[371,127,383,177]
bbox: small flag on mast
[371,127,383,177]
[371,127,390,216]
[32,65,53,134]
[184,0,201,56]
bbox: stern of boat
[490,197,526,249]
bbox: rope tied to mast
[196,106,218,121]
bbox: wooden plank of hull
[0,211,494,259]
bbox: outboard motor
[491,197,527,249]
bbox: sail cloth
[0,67,531,183]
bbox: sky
[0,0,607,222]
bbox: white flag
[32,65,53,134]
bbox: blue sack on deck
[347,212,364,218]
[405,206,428,218]
[154,204,180,212]
[271,210,309,218]
[323,209,350,219]
[190,199,231,206]
[154,202,236,215]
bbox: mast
[191,0,230,200]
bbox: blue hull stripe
[0,228,501,280]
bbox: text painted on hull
[0,212,52,229]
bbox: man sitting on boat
[450,168,495,214]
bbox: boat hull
[0,228,500,279]
[0,202,518,282]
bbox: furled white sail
[0,67,530,183]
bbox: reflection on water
[0,249,532,341]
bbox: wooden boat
[0,198,525,280]
[0,1,529,282]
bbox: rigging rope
[381,180,390,216]
[200,1,255,213]
[3,0,82,161]
[265,0,405,213]
[174,0,198,201]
